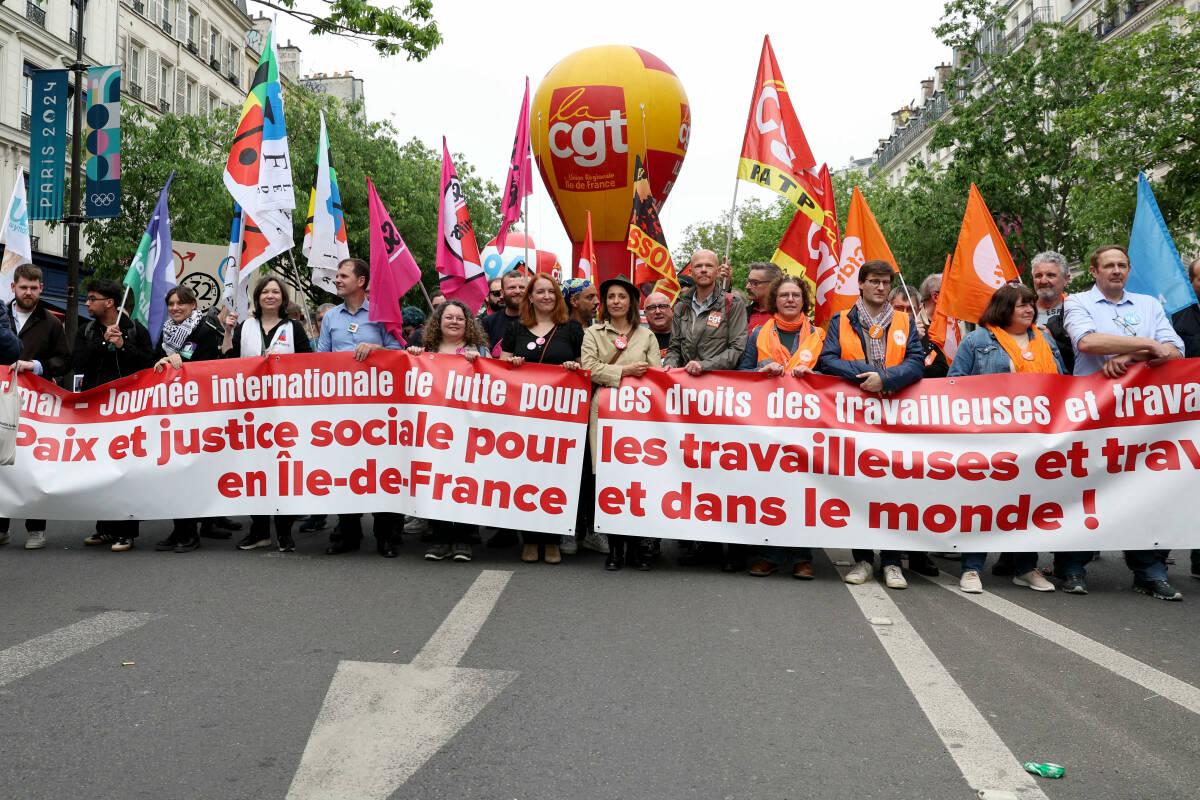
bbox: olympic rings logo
[88,192,118,206]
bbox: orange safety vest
[839,310,910,367]
[756,318,825,371]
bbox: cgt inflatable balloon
[533,45,689,285]
[481,232,561,281]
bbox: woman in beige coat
[581,275,663,570]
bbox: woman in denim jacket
[947,284,1064,595]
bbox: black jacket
[154,315,224,363]
[0,303,20,364]
[74,313,154,390]
[8,301,68,377]
[1171,304,1200,359]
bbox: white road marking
[287,570,518,800]
[921,570,1200,716]
[0,611,160,687]
[829,550,1049,800]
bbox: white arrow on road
[287,569,518,800]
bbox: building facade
[870,0,1198,186]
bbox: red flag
[576,211,596,281]
[436,138,488,312]
[737,35,818,206]
[496,77,532,254]
[367,177,422,345]
[770,164,840,324]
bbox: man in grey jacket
[664,249,748,374]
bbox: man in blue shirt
[1062,244,1184,600]
[317,257,403,557]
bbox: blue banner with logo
[85,66,122,219]
[29,70,68,221]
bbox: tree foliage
[256,0,442,58]
[84,88,500,307]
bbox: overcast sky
[258,0,951,263]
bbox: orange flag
[737,35,818,206]
[940,184,1020,323]
[819,186,898,326]
[927,254,962,363]
[576,210,596,281]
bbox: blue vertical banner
[29,70,68,221]
[85,66,122,219]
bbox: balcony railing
[186,40,198,54]
[209,57,220,70]
[873,91,951,174]
[159,99,170,113]
[132,0,144,14]
[30,235,40,253]
[20,113,31,133]
[26,2,46,28]
[1003,4,1054,50]
[1092,1,1152,38]
[128,82,142,100]
[161,20,172,35]
[69,30,86,50]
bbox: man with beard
[481,271,528,352]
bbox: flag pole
[722,178,740,293]
[533,111,542,279]
[118,286,131,321]
[283,249,316,335]
[416,279,435,312]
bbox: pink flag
[496,78,532,254]
[436,138,488,312]
[367,177,422,345]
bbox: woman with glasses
[948,283,1064,594]
[738,275,825,580]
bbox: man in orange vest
[818,259,926,590]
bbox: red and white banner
[594,363,1200,552]
[0,354,590,533]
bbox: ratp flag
[1127,172,1198,314]
[123,174,175,347]
[303,111,349,295]
[496,77,532,255]
[367,177,422,345]
[436,138,488,312]
[0,173,32,303]
[771,164,840,324]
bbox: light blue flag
[122,173,175,347]
[1127,172,1198,314]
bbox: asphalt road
[1,519,1198,800]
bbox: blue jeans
[852,549,902,568]
[963,552,1037,574]
[1123,549,1170,582]
[756,546,814,566]
[1053,551,1093,578]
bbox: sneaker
[883,565,908,590]
[959,570,984,594]
[111,538,134,552]
[559,535,578,555]
[1061,574,1088,595]
[154,534,180,552]
[581,532,610,554]
[173,538,200,553]
[23,532,47,550]
[844,560,873,585]
[277,533,295,553]
[1013,570,1055,592]
[403,517,430,535]
[0,532,9,546]
[451,543,473,562]
[424,543,452,561]
[237,534,272,551]
[1132,578,1183,601]
[84,533,115,546]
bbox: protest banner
[594,362,1200,552]
[0,353,590,533]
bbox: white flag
[302,111,348,295]
[0,174,33,303]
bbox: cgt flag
[436,138,488,312]
[771,164,840,324]
[627,155,680,302]
[940,184,1020,323]
[367,177,422,345]
[303,110,349,295]
[123,174,175,347]
[576,211,596,281]
[1127,172,1198,314]
[223,27,294,292]
[737,35,818,206]
[822,186,899,325]
[496,77,533,255]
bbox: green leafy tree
[257,0,442,58]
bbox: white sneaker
[1013,570,1055,592]
[24,531,46,550]
[844,560,873,585]
[403,517,430,535]
[559,535,578,555]
[959,570,983,593]
[581,531,609,554]
[883,565,908,589]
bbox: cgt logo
[548,86,628,187]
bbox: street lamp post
[64,0,87,353]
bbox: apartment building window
[159,60,172,111]
[209,28,222,70]
[185,77,197,115]
[128,43,144,99]
[161,0,174,34]
[21,62,37,133]
[187,9,199,49]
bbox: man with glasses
[75,279,154,552]
[483,278,504,315]
[742,262,781,333]
[1062,244,1183,600]
[643,290,674,360]
[819,260,925,590]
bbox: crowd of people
[2,247,1198,601]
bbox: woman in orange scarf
[738,275,825,579]
[948,284,1065,595]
